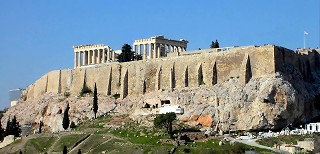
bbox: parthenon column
[143,44,147,60]
[88,50,92,64]
[106,47,110,61]
[133,45,136,55]
[138,44,141,55]
[153,43,157,58]
[149,43,153,59]
[97,49,101,64]
[87,51,91,65]
[102,48,106,63]
[112,50,115,61]
[93,50,96,64]
[86,51,89,64]
[91,50,94,64]
[77,52,81,67]
[79,51,83,66]
[83,51,87,65]
[74,52,77,68]
[157,44,161,58]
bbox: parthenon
[73,44,114,68]
[73,36,188,68]
[133,35,188,60]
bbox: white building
[9,88,24,107]
[159,105,184,114]
[305,122,320,132]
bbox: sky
[0,1,319,110]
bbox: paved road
[226,137,289,154]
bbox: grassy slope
[2,115,273,154]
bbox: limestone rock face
[2,72,320,132]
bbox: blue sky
[0,1,319,109]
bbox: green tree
[5,118,12,136]
[154,112,176,138]
[93,83,98,119]
[5,116,21,137]
[70,121,76,129]
[39,120,43,133]
[210,41,215,48]
[62,103,70,130]
[214,40,219,48]
[0,119,4,140]
[118,44,134,62]
[63,145,68,154]
[11,116,21,137]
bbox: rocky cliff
[3,64,320,132]
[3,46,320,132]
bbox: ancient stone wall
[24,45,297,100]
[274,46,320,82]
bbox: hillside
[0,115,272,154]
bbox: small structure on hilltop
[9,88,24,107]
[73,44,114,68]
[133,35,188,60]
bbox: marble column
[138,44,141,55]
[86,51,90,65]
[79,51,82,66]
[106,47,110,62]
[93,49,96,64]
[84,51,87,65]
[77,52,81,67]
[112,50,115,61]
[88,50,91,64]
[102,48,106,63]
[74,52,77,68]
[133,45,136,56]
[157,44,161,58]
[153,43,157,58]
[98,49,101,63]
[149,43,153,59]
[143,44,147,60]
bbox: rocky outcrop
[2,69,320,132]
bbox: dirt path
[68,134,92,154]
[85,137,113,154]
[0,133,52,153]
[46,135,61,154]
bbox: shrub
[70,121,76,129]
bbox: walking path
[226,137,289,154]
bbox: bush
[70,121,76,129]
[183,148,191,153]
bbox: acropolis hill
[4,35,320,132]
[25,37,319,100]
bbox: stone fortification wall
[274,47,320,82]
[24,45,277,100]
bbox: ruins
[24,36,320,101]
[133,35,188,60]
[73,36,188,68]
[73,44,114,68]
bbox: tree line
[0,115,21,141]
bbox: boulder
[197,115,213,127]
